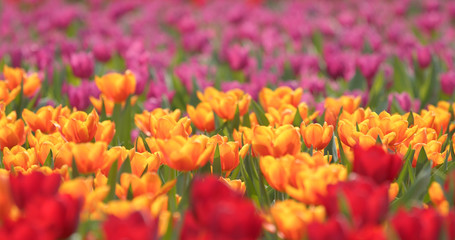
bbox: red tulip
[103,211,158,240]
[390,208,442,240]
[24,194,83,239]
[353,145,403,184]
[307,217,347,240]
[180,176,262,240]
[320,177,389,228]
[9,172,61,209]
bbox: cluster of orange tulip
[1,65,455,239]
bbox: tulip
[65,80,100,110]
[207,135,248,172]
[0,174,13,221]
[55,109,99,143]
[71,142,121,174]
[95,120,116,144]
[134,109,182,137]
[186,102,215,132]
[390,208,442,240]
[353,145,403,184]
[0,119,26,150]
[270,200,325,240]
[226,44,249,70]
[2,66,41,97]
[157,135,215,171]
[117,172,175,200]
[103,211,158,240]
[0,82,19,105]
[219,177,246,195]
[429,182,449,215]
[300,122,334,150]
[22,105,70,134]
[252,124,301,157]
[441,71,455,95]
[197,87,251,120]
[259,87,303,110]
[321,177,389,228]
[9,172,61,209]
[417,46,432,69]
[180,176,262,240]
[69,52,95,79]
[324,96,361,126]
[285,163,347,204]
[90,94,138,117]
[95,70,136,103]
[129,151,161,176]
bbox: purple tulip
[226,45,249,71]
[92,42,113,63]
[64,80,100,110]
[441,71,455,95]
[69,52,95,79]
[388,92,420,112]
[417,46,432,69]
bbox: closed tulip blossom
[180,176,262,240]
[69,52,95,79]
[103,211,158,240]
[95,70,136,103]
[54,109,99,143]
[300,122,334,150]
[187,102,215,132]
[440,70,455,95]
[157,135,215,172]
[353,145,403,184]
[252,124,301,157]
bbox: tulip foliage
[3,0,455,239]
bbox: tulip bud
[69,52,95,79]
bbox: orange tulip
[252,124,301,157]
[55,109,99,143]
[3,146,38,171]
[300,122,334,150]
[187,102,215,132]
[428,182,449,215]
[129,150,162,176]
[157,135,215,171]
[0,173,14,221]
[0,82,19,105]
[260,153,328,192]
[233,126,254,147]
[208,135,249,172]
[3,66,41,97]
[90,94,138,116]
[22,105,70,134]
[134,109,190,138]
[259,87,303,110]
[286,161,347,204]
[270,200,325,240]
[134,136,161,153]
[0,119,26,150]
[95,70,136,103]
[197,87,251,120]
[116,172,175,200]
[71,142,121,174]
[219,177,246,195]
[324,96,361,126]
[95,120,116,144]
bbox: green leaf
[127,184,134,200]
[71,157,80,179]
[117,156,132,183]
[189,77,201,106]
[407,111,415,127]
[251,100,270,126]
[415,148,428,176]
[242,110,251,128]
[43,150,54,169]
[232,105,241,130]
[392,161,432,210]
[292,107,303,127]
[141,164,149,177]
[139,132,152,153]
[348,69,367,90]
[212,145,222,176]
[104,160,119,203]
[311,30,324,54]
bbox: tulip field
[3,0,455,239]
